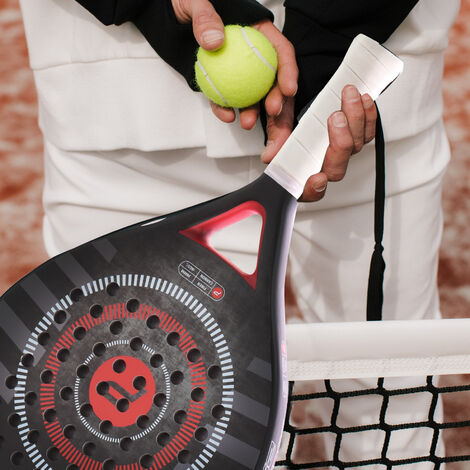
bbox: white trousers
[42,121,448,465]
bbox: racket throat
[264,163,304,200]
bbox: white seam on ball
[241,27,276,73]
[196,60,229,107]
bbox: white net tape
[286,318,470,380]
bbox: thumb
[190,0,225,50]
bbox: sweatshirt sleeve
[74,0,274,90]
[282,0,419,120]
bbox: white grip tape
[265,34,404,199]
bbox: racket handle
[264,34,403,199]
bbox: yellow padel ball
[195,24,278,109]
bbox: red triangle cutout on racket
[180,201,266,289]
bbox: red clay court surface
[0,0,469,467]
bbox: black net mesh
[275,375,470,469]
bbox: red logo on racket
[211,286,224,300]
[89,356,156,427]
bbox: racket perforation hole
[80,403,93,417]
[10,451,23,466]
[150,354,163,368]
[178,450,191,464]
[146,315,160,329]
[27,430,39,444]
[100,420,113,434]
[70,288,84,302]
[139,454,154,468]
[137,415,150,429]
[97,381,109,395]
[76,364,90,379]
[119,437,132,451]
[187,348,201,363]
[195,427,208,442]
[133,376,146,391]
[38,332,50,346]
[63,424,76,439]
[103,458,116,470]
[130,337,143,351]
[41,369,53,384]
[106,282,119,296]
[126,298,140,313]
[93,342,106,357]
[90,304,103,318]
[157,432,170,447]
[208,365,221,379]
[83,441,96,456]
[21,353,34,367]
[116,398,130,413]
[5,375,18,389]
[212,404,225,419]
[57,348,70,362]
[43,408,57,423]
[60,387,73,401]
[25,391,37,406]
[171,370,184,385]
[46,446,60,461]
[191,387,205,402]
[153,393,166,407]
[174,410,187,424]
[113,359,126,373]
[8,413,21,427]
[110,321,123,335]
[73,326,86,340]
[167,331,180,346]
[54,310,67,324]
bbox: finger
[299,173,328,202]
[210,101,236,123]
[341,85,365,154]
[321,111,354,182]
[362,94,377,143]
[253,20,298,98]
[171,0,192,23]
[264,84,284,117]
[239,104,259,130]
[261,96,294,163]
[189,0,225,50]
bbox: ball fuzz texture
[195,24,278,109]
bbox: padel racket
[0,35,402,470]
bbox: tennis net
[277,319,470,469]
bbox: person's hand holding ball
[171,0,378,202]
[195,24,278,111]
[171,0,297,143]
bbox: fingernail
[261,140,275,161]
[344,85,360,102]
[362,94,374,108]
[332,112,347,127]
[201,29,225,46]
[315,184,327,193]
[264,140,275,152]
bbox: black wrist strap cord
[366,105,386,321]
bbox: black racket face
[0,175,297,470]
